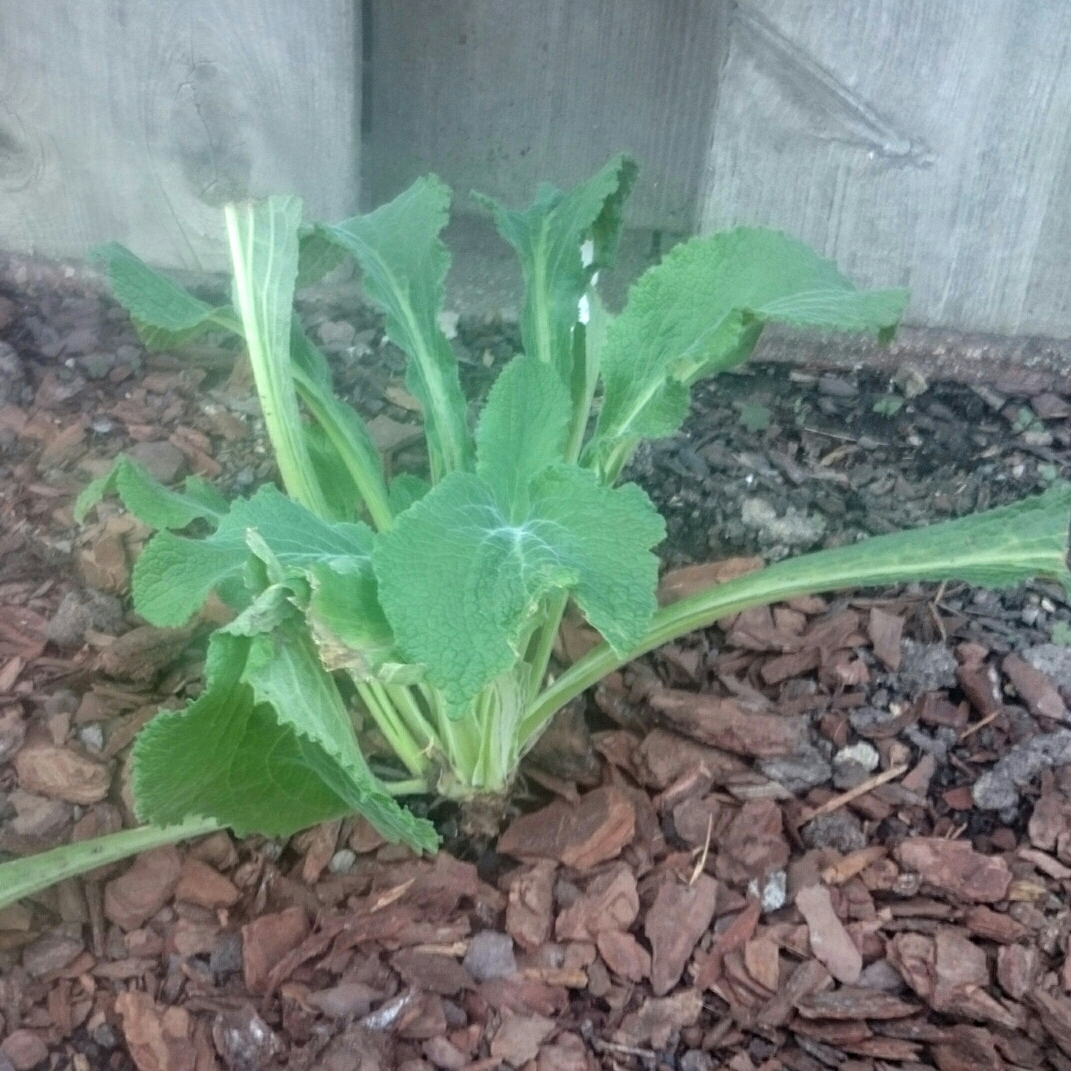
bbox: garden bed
[3,271,1071,1071]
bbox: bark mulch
[4,270,1071,1071]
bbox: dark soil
[3,268,1071,1071]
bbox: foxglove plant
[2,157,1069,906]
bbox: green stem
[224,200,329,518]
[381,777,429,796]
[384,683,443,755]
[520,485,1071,748]
[525,593,569,705]
[294,373,394,531]
[0,816,221,912]
[355,679,427,777]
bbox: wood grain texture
[699,0,1071,336]
[0,0,359,270]
[363,0,727,230]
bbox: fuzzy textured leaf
[133,628,436,849]
[591,227,908,474]
[89,242,237,349]
[476,354,571,518]
[133,485,374,627]
[476,155,636,383]
[74,456,227,528]
[314,177,473,479]
[373,466,663,715]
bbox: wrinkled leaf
[314,177,473,479]
[75,456,226,528]
[89,242,238,349]
[133,628,436,849]
[476,354,571,518]
[591,227,908,478]
[476,155,636,384]
[374,466,663,715]
[133,485,374,627]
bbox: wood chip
[795,883,862,984]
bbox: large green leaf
[590,227,909,479]
[524,483,1071,743]
[476,155,636,385]
[74,456,227,528]
[373,466,664,715]
[133,626,436,849]
[314,178,473,480]
[132,484,374,627]
[475,354,571,519]
[225,196,328,516]
[89,243,239,349]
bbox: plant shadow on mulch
[4,274,1071,1071]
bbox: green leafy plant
[3,157,1070,908]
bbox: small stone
[46,589,124,648]
[898,640,958,694]
[1,1030,48,1071]
[129,441,187,483]
[308,982,380,1019]
[680,1051,715,1071]
[462,930,516,982]
[318,320,357,347]
[758,743,832,794]
[849,705,901,735]
[212,1006,281,1071]
[803,811,867,853]
[748,870,787,913]
[1024,644,1071,694]
[328,848,357,874]
[741,497,825,549]
[833,740,880,790]
[973,729,1071,811]
[835,741,879,771]
[79,352,116,380]
[818,375,858,398]
[209,931,243,978]
[858,958,907,992]
[76,724,105,752]
[104,846,182,930]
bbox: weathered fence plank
[0,0,359,269]
[699,0,1071,335]
[363,0,725,230]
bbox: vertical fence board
[699,0,1071,335]
[0,0,359,269]
[364,0,726,230]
